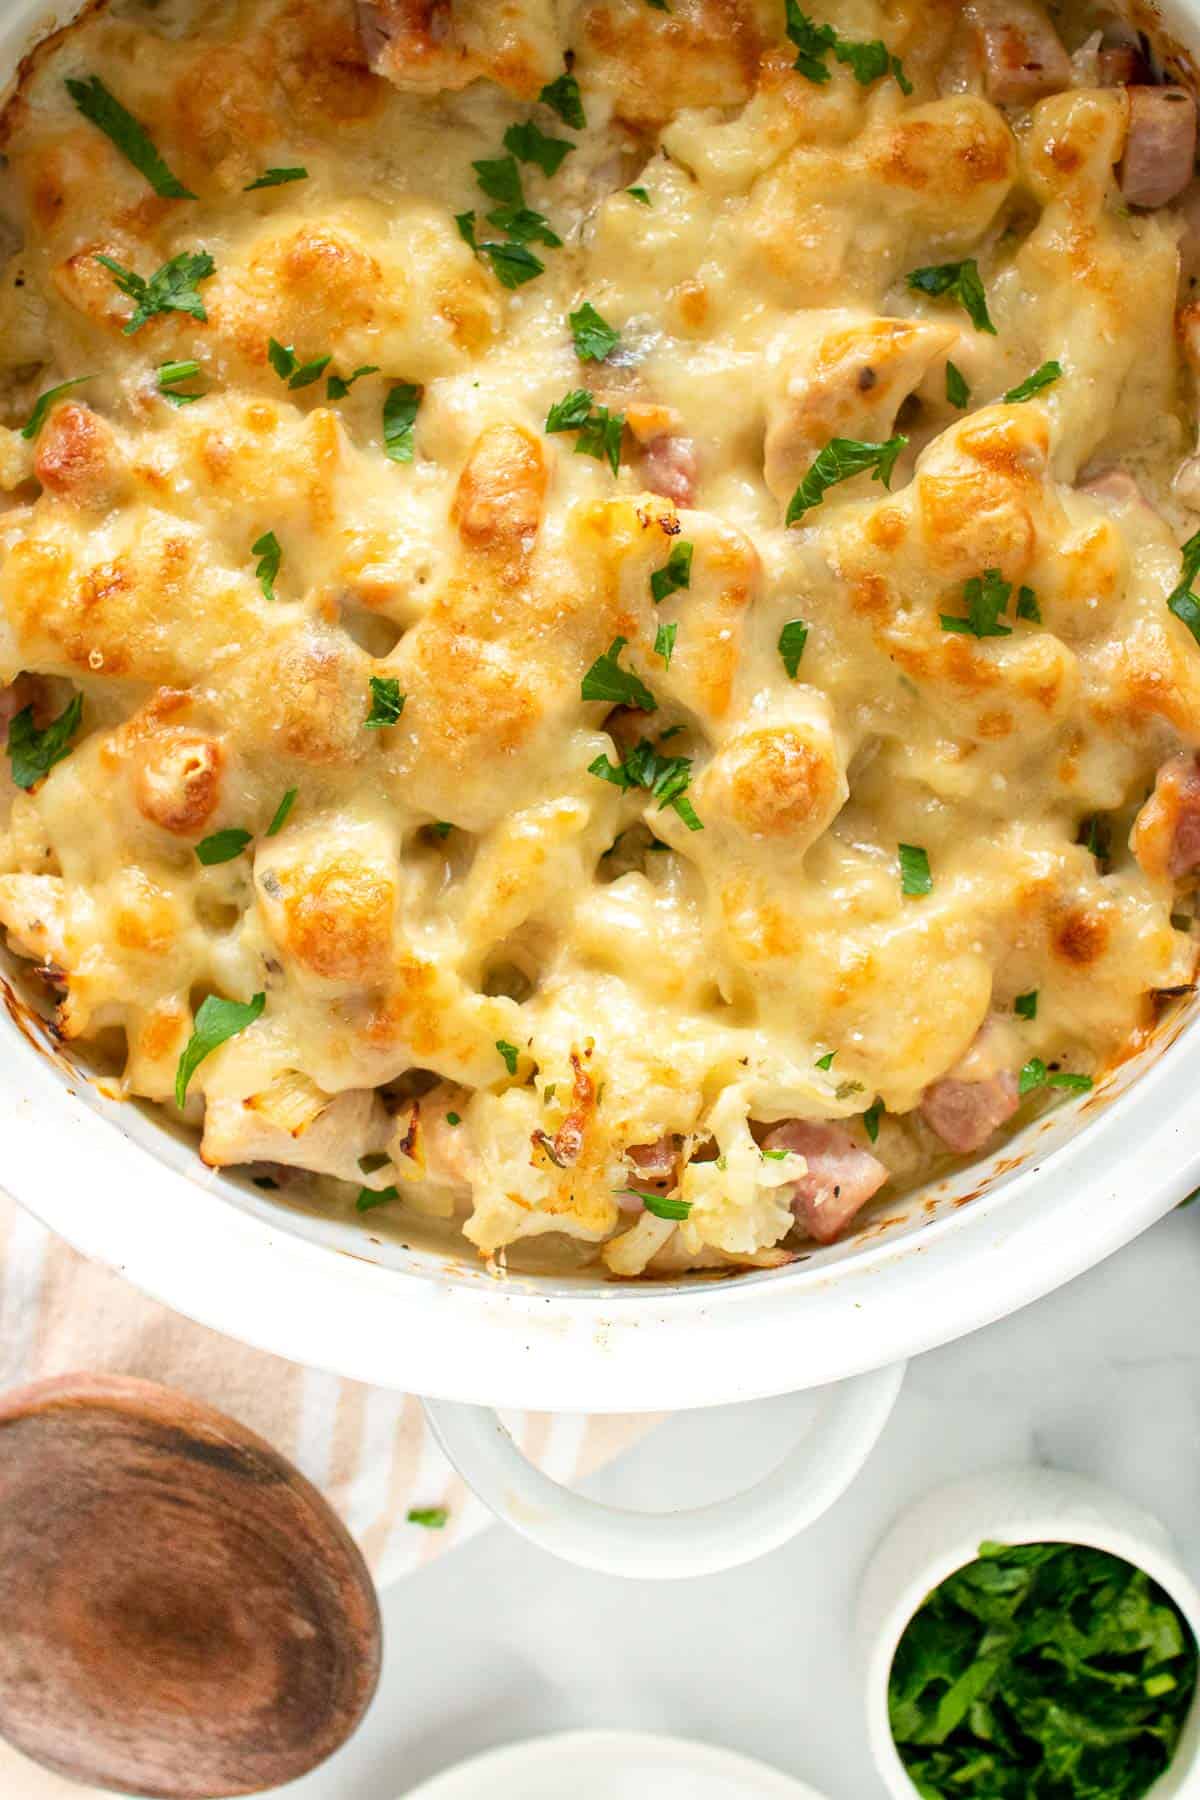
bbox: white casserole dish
[4,0,1200,1575]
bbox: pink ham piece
[920,1071,1020,1154]
[761,1120,888,1246]
[640,434,697,508]
[1121,88,1198,209]
[1132,754,1200,880]
[626,1135,678,1182]
[980,11,1071,107]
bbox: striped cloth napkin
[0,1190,652,1583]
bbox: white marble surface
[15,1206,1194,1800]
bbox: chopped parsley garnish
[1079,814,1110,863]
[907,259,996,334]
[365,676,405,728]
[504,119,573,177]
[1015,990,1038,1020]
[1019,1058,1094,1097]
[899,842,932,897]
[539,71,586,129]
[581,636,657,710]
[6,693,83,791]
[545,388,625,474]
[95,249,215,335]
[863,1098,884,1143]
[626,186,652,205]
[408,1507,449,1528]
[359,1151,390,1174]
[589,736,703,831]
[1003,360,1062,404]
[21,377,93,439]
[66,75,195,199]
[496,1039,520,1075]
[779,619,809,678]
[432,821,452,838]
[784,4,911,92]
[945,360,970,409]
[1016,584,1041,623]
[650,540,693,603]
[481,238,545,288]
[570,302,621,362]
[251,530,281,601]
[761,1148,792,1161]
[326,363,379,401]
[786,435,906,524]
[654,621,677,668]
[473,154,524,207]
[175,991,265,1106]
[266,788,297,836]
[485,206,561,247]
[645,0,670,10]
[446,1111,461,1125]
[356,1185,399,1213]
[383,383,421,463]
[1166,530,1200,645]
[267,338,330,390]
[195,828,252,866]
[156,359,205,407]
[815,1050,835,1069]
[889,1539,1197,1800]
[940,568,1015,638]
[244,166,308,190]
[627,1191,692,1219]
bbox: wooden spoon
[0,1373,382,1797]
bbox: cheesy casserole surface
[3,0,1200,1277]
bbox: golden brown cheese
[1,0,1198,1276]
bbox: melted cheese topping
[0,0,1197,1275]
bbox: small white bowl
[857,1467,1200,1800]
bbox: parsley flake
[570,301,621,362]
[899,842,932,897]
[815,1050,835,1069]
[863,1097,884,1143]
[244,166,308,190]
[326,364,379,402]
[156,359,205,407]
[175,992,265,1106]
[945,360,970,409]
[66,75,194,198]
[266,788,297,836]
[481,239,545,288]
[6,694,83,791]
[383,383,421,463]
[589,736,703,831]
[626,186,652,205]
[651,540,693,603]
[446,1111,461,1125]
[21,377,93,440]
[96,249,215,335]
[784,5,912,91]
[251,530,281,602]
[627,1190,692,1219]
[1015,990,1038,1020]
[485,205,561,247]
[504,119,573,177]
[582,635,657,710]
[1016,584,1041,623]
[539,71,586,129]
[1003,359,1063,403]
[940,568,1014,638]
[496,1039,520,1075]
[786,435,906,524]
[545,388,624,473]
[779,619,809,678]
[195,828,252,866]
[357,1185,399,1213]
[266,339,330,390]
[365,676,405,728]
[474,155,524,208]
[408,1507,449,1529]
[907,259,996,334]
[1020,1057,1093,1096]
[654,620,677,668]
[1168,529,1200,645]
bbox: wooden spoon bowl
[0,1373,382,1796]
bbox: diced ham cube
[640,434,697,508]
[1131,754,1200,880]
[920,1071,1020,1154]
[980,11,1071,107]
[1121,88,1198,209]
[761,1120,889,1246]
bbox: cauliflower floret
[678,1086,803,1257]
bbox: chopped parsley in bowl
[888,1540,1198,1799]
